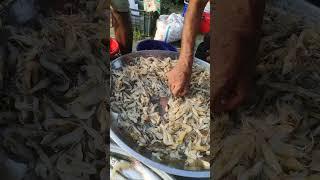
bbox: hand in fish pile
[213,63,253,113]
[166,61,192,97]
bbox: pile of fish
[0,1,108,180]
[111,57,210,170]
[211,1,320,180]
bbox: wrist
[178,54,193,70]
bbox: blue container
[182,2,189,17]
[136,40,177,52]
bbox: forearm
[213,0,265,82]
[179,0,208,68]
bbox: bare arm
[167,0,209,96]
[179,0,209,68]
[213,0,266,113]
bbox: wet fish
[110,156,161,180]
[111,57,210,169]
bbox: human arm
[212,0,266,112]
[166,0,209,97]
[111,0,133,54]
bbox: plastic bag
[154,13,184,43]
[204,1,210,13]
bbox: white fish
[110,156,161,180]
[110,156,141,179]
[132,161,161,180]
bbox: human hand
[166,61,192,97]
[213,63,253,113]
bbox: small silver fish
[110,156,161,180]
[132,161,161,180]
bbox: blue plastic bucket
[182,2,188,17]
[136,40,177,52]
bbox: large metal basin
[110,50,210,178]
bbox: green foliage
[133,28,143,40]
[160,0,184,14]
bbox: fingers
[167,71,180,96]
[171,84,184,97]
[167,75,177,96]
[166,69,189,97]
[219,93,246,112]
[213,83,249,113]
[179,87,188,96]
[214,94,242,113]
[213,78,234,112]
[170,83,188,97]
[171,84,179,96]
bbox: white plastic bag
[204,2,210,13]
[154,13,184,43]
